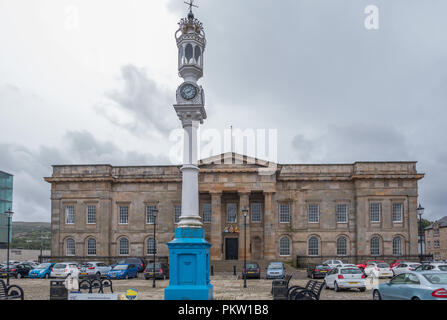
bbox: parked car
[78,262,112,278]
[50,262,80,278]
[242,262,261,279]
[307,264,331,279]
[0,263,33,279]
[364,262,393,278]
[322,260,344,268]
[414,262,447,272]
[112,258,146,272]
[356,260,385,271]
[266,262,285,279]
[107,264,138,280]
[390,259,407,269]
[392,262,421,276]
[373,271,447,300]
[144,262,169,280]
[28,263,55,279]
[324,266,366,292]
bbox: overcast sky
[1,0,446,222]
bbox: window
[279,237,290,256]
[202,203,211,223]
[279,203,290,223]
[86,205,96,224]
[119,238,129,255]
[370,236,380,255]
[370,203,381,222]
[434,240,440,248]
[226,203,237,223]
[308,204,319,223]
[393,237,402,256]
[174,205,181,224]
[308,237,319,256]
[65,206,75,224]
[251,203,262,223]
[434,229,440,237]
[427,241,431,249]
[87,238,96,256]
[336,204,348,223]
[392,203,403,222]
[337,237,347,256]
[65,238,75,256]
[119,206,129,224]
[146,205,157,224]
[146,238,157,255]
[434,252,441,260]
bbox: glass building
[0,171,13,244]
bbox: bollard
[233,265,236,276]
[211,265,214,276]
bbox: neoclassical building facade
[44,153,424,264]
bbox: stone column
[238,192,250,261]
[210,192,223,260]
[263,192,275,259]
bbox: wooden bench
[287,280,324,300]
[0,279,24,300]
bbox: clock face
[180,83,197,100]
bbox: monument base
[164,228,213,300]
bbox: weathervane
[184,0,198,13]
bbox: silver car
[392,262,421,276]
[78,261,112,278]
[415,262,447,272]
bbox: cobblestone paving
[5,271,386,300]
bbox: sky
[0,0,446,222]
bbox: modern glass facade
[0,171,13,243]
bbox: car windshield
[113,265,128,270]
[269,263,283,269]
[410,264,420,268]
[35,263,51,269]
[146,263,161,269]
[80,263,92,267]
[246,264,258,269]
[54,264,66,268]
[316,265,328,269]
[438,265,447,271]
[377,263,389,268]
[423,273,447,285]
[341,268,362,274]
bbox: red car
[356,260,385,270]
[390,259,406,269]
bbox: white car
[322,260,344,268]
[364,262,393,278]
[324,266,366,292]
[50,262,80,278]
[78,262,112,278]
[415,262,447,272]
[392,262,421,276]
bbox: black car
[307,264,331,279]
[144,263,169,280]
[0,263,33,279]
[242,262,261,279]
[112,258,146,272]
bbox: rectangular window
[65,206,75,224]
[251,203,262,223]
[392,203,403,222]
[174,205,181,224]
[279,203,290,223]
[370,202,381,222]
[86,205,96,224]
[434,229,440,237]
[308,204,319,223]
[146,205,157,224]
[226,203,237,223]
[119,206,129,224]
[336,204,348,223]
[427,241,431,249]
[434,240,440,248]
[202,203,211,223]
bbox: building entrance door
[225,238,238,260]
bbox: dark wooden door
[225,238,239,260]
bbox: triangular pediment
[199,152,275,169]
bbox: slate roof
[425,216,447,229]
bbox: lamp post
[416,204,425,262]
[5,208,14,286]
[151,208,158,288]
[242,208,248,288]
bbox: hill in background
[10,221,51,250]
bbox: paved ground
[3,270,388,300]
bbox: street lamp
[417,204,425,262]
[242,208,248,288]
[5,208,14,286]
[151,208,159,288]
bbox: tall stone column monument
[164,6,213,300]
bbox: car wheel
[359,287,366,292]
[334,282,340,292]
[373,290,382,300]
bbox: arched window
[147,238,157,255]
[178,46,184,66]
[119,237,129,256]
[185,44,193,63]
[337,236,347,256]
[279,237,290,256]
[65,238,75,256]
[194,46,201,64]
[393,237,402,256]
[308,237,319,256]
[87,238,96,256]
[370,236,380,256]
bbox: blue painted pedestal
[164,228,213,300]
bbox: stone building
[425,216,447,261]
[44,152,424,264]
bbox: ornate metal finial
[184,0,198,15]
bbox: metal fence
[38,255,169,265]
